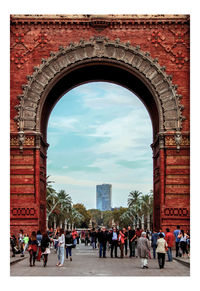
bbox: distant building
[96,184,112,211]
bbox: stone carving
[165,135,190,147]
[10,136,35,147]
[11,207,36,217]
[164,208,189,217]
[174,131,182,151]
[14,36,184,138]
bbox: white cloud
[51,174,99,187]
[48,116,79,130]
[75,82,142,110]
[87,110,152,157]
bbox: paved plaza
[10,243,190,276]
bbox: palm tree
[46,176,72,228]
[127,190,142,208]
[68,207,83,229]
[46,176,57,226]
[56,190,72,223]
[140,192,153,230]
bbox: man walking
[151,230,159,259]
[90,228,96,250]
[173,225,181,257]
[128,226,136,257]
[110,227,119,258]
[165,228,174,262]
[98,227,108,258]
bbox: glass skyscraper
[96,184,112,211]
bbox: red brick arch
[15,36,184,136]
[10,15,190,235]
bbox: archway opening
[46,80,153,231]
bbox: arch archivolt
[14,36,185,143]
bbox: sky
[47,82,153,209]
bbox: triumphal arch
[10,15,190,235]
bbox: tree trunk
[53,216,56,230]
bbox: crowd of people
[10,225,190,269]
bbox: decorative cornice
[10,14,190,33]
[10,14,190,24]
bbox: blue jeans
[66,246,72,258]
[152,245,157,259]
[167,247,172,261]
[129,241,136,257]
[57,247,64,265]
[99,243,106,257]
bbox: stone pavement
[10,243,190,276]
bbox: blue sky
[47,82,153,209]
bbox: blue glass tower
[96,184,112,211]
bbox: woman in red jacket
[118,230,125,258]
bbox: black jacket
[98,231,108,244]
[65,234,73,245]
[41,236,50,249]
[128,229,136,241]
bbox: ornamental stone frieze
[14,36,185,144]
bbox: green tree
[73,203,91,228]
[68,207,83,228]
[46,176,57,214]
[112,207,128,228]
[102,210,113,228]
[88,209,102,227]
[127,190,142,208]
[56,189,72,223]
[140,191,153,230]
[46,176,72,228]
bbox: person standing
[128,226,136,257]
[36,230,42,261]
[41,232,51,267]
[22,233,29,255]
[28,231,38,267]
[85,230,89,246]
[90,228,96,250]
[98,227,108,258]
[10,234,17,257]
[72,229,78,247]
[56,229,65,267]
[156,233,168,269]
[65,230,73,261]
[18,229,24,257]
[178,230,190,258]
[151,230,159,259]
[173,225,181,257]
[137,232,150,269]
[165,228,174,262]
[110,227,119,258]
[135,227,142,257]
[122,227,128,256]
[118,230,125,258]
